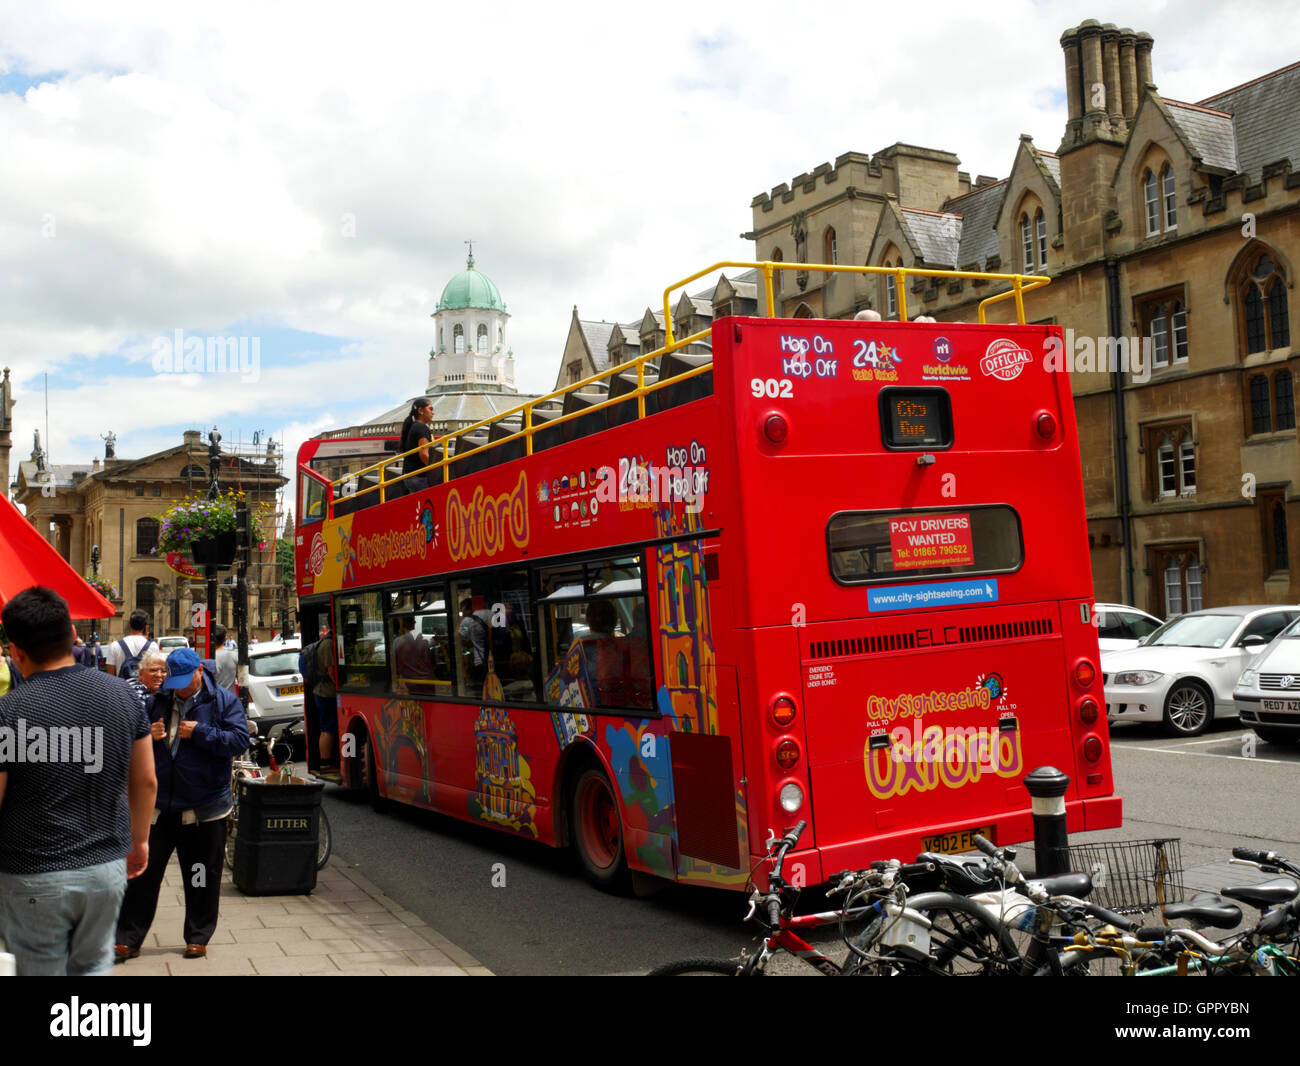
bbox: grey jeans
[0,858,127,975]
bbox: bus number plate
[921,826,993,853]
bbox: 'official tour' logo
[980,338,1033,381]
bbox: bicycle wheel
[316,807,332,871]
[851,891,1019,976]
[645,956,746,976]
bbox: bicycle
[648,822,1018,976]
[226,721,333,873]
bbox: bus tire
[364,733,390,813]
[569,766,628,892]
[646,956,745,976]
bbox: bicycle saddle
[1220,877,1300,910]
[1032,872,1093,899]
[915,852,1001,894]
[1161,891,1243,929]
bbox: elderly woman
[124,648,168,713]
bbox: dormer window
[1162,165,1177,229]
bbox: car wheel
[1163,681,1212,737]
[1252,725,1300,745]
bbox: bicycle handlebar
[1083,902,1136,931]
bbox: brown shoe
[183,944,207,959]
[114,945,139,964]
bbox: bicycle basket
[1057,838,1185,916]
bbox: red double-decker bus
[293,261,1120,892]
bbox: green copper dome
[436,253,507,313]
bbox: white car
[1093,604,1163,653]
[245,638,305,734]
[1234,617,1300,745]
[1102,605,1300,736]
[157,635,190,658]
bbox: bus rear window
[827,505,1023,584]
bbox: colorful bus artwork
[293,261,1120,892]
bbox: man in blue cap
[113,647,249,962]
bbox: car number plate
[277,684,304,697]
[1261,699,1300,713]
[921,826,994,853]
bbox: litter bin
[231,775,325,895]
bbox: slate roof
[1198,61,1300,182]
[1040,153,1061,189]
[579,319,617,371]
[1164,100,1239,172]
[946,179,1007,270]
[901,209,962,267]
[16,461,92,489]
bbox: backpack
[116,637,155,681]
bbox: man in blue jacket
[113,648,249,962]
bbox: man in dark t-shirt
[0,586,156,976]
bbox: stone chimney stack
[1057,18,1143,262]
[1101,23,1125,134]
[1118,28,1139,120]
[1135,32,1154,93]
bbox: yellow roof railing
[328,261,1049,511]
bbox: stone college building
[744,19,1298,617]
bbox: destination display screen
[880,388,952,449]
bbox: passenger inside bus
[577,599,629,707]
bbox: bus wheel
[1163,681,1212,736]
[362,733,390,813]
[570,767,628,891]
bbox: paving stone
[253,954,342,975]
[231,925,310,945]
[203,941,288,960]
[280,938,360,957]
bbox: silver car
[1235,617,1300,744]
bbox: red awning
[0,494,115,619]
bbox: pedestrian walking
[0,586,156,976]
[114,648,248,961]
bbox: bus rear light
[1078,697,1098,723]
[1035,411,1057,439]
[779,782,804,813]
[1082,735,1103,763]
[763,414,789,444]
[1074,659,1096,687]
[775,739,801,771]
[1086,773,1103,785]
[770,696,797,728]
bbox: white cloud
[2,0,1297,491]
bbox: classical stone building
[747,19,1299,617]
[13,430,286,640]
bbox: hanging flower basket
[189,530,238,567]
[157,492,240,560]
[84,573,121,603]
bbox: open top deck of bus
[298,260,1051,519]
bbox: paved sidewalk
[112,856,492,977]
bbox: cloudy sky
[2,0,1296,507]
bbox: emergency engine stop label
[889,513,974,569]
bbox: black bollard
[1025,766,1071,875]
